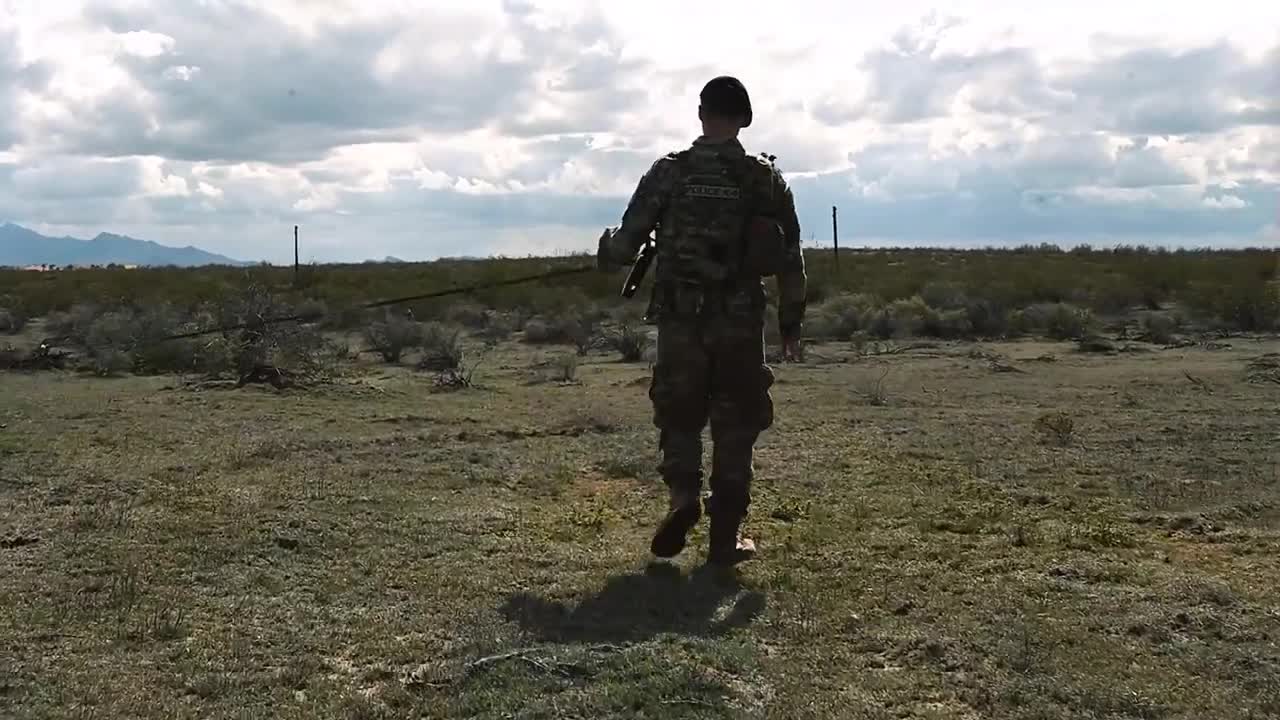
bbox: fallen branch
[464,643,626,678]
[466,648,536,672]
[990,358,1026,374]
[1183,371,1213,394]
[237,364,297,389]
[662,698,722,709]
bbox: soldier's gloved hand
[779,307,805,362]
[596,227,623,272]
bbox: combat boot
[650,486,702,558]
[706,507,756,566]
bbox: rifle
[620,238,656,298]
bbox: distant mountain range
[0,222,248,267]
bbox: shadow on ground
[499,561,766,645]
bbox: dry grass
[2,329,1279,719]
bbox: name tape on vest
[685,184,741,200]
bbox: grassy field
[3,313,1279,718]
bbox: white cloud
[1203,195,1248,210]
[115,29,174,58]
[0,0,1278,263]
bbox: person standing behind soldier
[597,75,806,566]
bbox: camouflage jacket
[602,136,806,337]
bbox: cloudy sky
[1,1,1277,263]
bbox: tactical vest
[653,146,770,289]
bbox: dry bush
[609,303,648,326]
[0,307,26,335]
[45,304,101,344]
[1033,411,1076,446]
[919,281,969,310]
[552,352,579,382]
[964,298,1011,338]
[812,292,987,341]
[807,293,881,340]
[127,305,204,375]
[0,344,32,370]
[445,303,490,330]
[523,310,598,354]
[363,312,426,363]
[418,322,464,371]
[606,323,650,362]
[478,312,517,343]
[1012,303,1094,340]
[82,310,142,375]
[31,285,347,382]
[188,285,344,382]
[1140,311,1182,344]
[294,298,328,323]
[271,324,344,380]
[883,296,932,338]
[859,366,891,406]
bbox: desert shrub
[965,298,1010,338]
[46,304,101,343]
[60,304,224,376]
[126,305,191,373]
[853,295,980,340]
[609,303,648,326]
[882,296,932,338]
[0,344,22,370]
[1193,281,1280,332]
[1090,281,1145,314]
[864,308,893,340]
[807,293,881,340]
[552,352,579,382]
[478,312,517,343]
[187,336,240,377]
[804,274,833,305]
[363,313,426,363]
[318,304,368,331]
[1012,303,1093,340]
[180,284,349,379]
[444,302,490,330]
[133,338,199,375]
[275,325,345,379]
[523,310,597,354]
[88,348,132,377]
[0,308,25,335]
[927,308,974,339]
[522,317,556,344]
[607,323,650,362]
[83,310,137,351]
[76,309,144,375]
[294,297,328,323]
[919,281,968,310]
[1033,411,1075,446]
[1140,311,1181,344]
[418,322,464,371]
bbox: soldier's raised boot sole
[650,503,702,558]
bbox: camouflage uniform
[600,134,806,562]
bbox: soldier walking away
[597,75,807,566]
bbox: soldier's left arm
[773,172,807,340]
[600,157,674,267]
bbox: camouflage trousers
[647,288,775,520]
